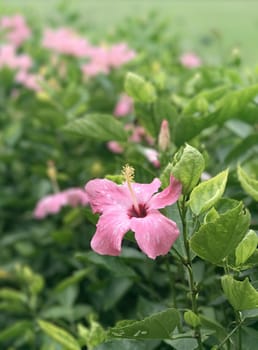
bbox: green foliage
[190,201,250,264]
[37,320,81,350]
[1,4,258,350]
[221,275,258,310]
[78,317,107,350]
[174,84,258,145]
[161,144,205,193]
[189,169,229,215]
[237,164,258,201]
[235,230,258,266]
[124,72,157,103]
[183,310,201,328]
[0,321,32,342]
[64,114,128,142]
[108,309,180,340]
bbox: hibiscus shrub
[1,5,258,350]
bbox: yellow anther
[122,164,135,183]
[122,164,140,214]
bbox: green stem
[236,311,242,350]
[178,197,203,350]
[216,318,243,349]
[165,256,177,308]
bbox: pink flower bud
[158,120,170,152]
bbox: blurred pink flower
[42,28,91,57]
[0,44,32,71]
[81,46,110,77]
[0,44,17,68]
[108,43,136,68]
[85,174,181,259]
[126,124,154,146]
[15,54,33,70]
[107,123,156,167]
[0,14,31,47]
[141,147,160,168]
[180,52,202,68]
[106,141,124,154]
[15,70,41,91]
[34,188,89,219]
[114,94,133,117]
[81,62,109,77]
[81,43,136,78]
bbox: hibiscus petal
[91,209,131,256]
[85,179,130,213]
[149,176,182,210]
[33,193,67,219]
[131,178,161,204]
[130,210,180,259]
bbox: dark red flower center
[128,203,148,218]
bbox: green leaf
[237,165,258,201]
[64,114,127,142]
[221,275,258,310]
[241,326,258,350]
[165,337,198,350]
[174,86,229,145]
[189,169,229,215]
[161,144,205,194]
[174,84,258,145]
[0,288,27,303]
[215,84,258,124]
[78,317,106,349]
[242,308,258,320]
[37,320,80,350]
[153,99,178,134]
[75,252,137,278]
[108,308,180,340]
[174,113,217,146]
[124,72,157,103]
[190,201,250,264]
[204,207,220,223]
[96,339,160,350]
[183,85,229,116]
[103,278,133,311]
[0,321,32,342]
[199,315,227,341]
[235,230,258,266]
[225,133,258,163]
[54,268,92,292]
[41,304,91,321]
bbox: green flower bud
[161,144,205,194]
[184,310,201,328]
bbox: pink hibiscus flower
[85,166,182,259]
[34,188,89,219]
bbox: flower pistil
[122,164,141,216]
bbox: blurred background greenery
[2,0,258,66]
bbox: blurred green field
[2,0,258,66]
